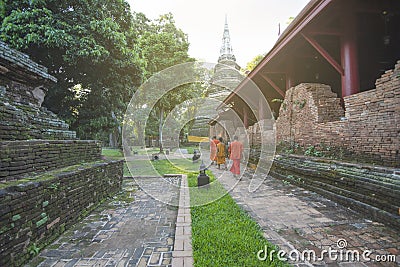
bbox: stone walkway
[171,175,194,267]
[212,165,400,267]
[28,158,399,267]
[29,177,180,267]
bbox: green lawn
[101,151,287,266]
[101,148,131,176]
[101,148,124,158]
[151,159,288,267]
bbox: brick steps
[270,155,400,229]
[0,40,124,267]
[0,98,76,141]
[274,156,400,195]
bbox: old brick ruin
[0,41,123,266]
[266,61,400,228]
[275,61,400,167]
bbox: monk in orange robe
[228,136,243,177]
[216,137,227,170]
[209,136,219,165]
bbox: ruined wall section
[344,65,400,164]
[275,61,400,167]
[0,41,123,265]
[276,83,345,147]
[0,41,76,141]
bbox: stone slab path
[27,159,399,267]
[171,175,194,267]
[212,165,400,267]
[29,177,180,267]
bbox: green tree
[243,54,265,73]
[137,13,196,151]
[137,13,192,78]
[0,0,143,143]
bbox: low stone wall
[270,155,400,229]
[0,140,102,182]
[275,60,400,167]
[0,160,123,266]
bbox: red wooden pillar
[340,8,359,97]
[243,106,249,128]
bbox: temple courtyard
[26,150,399,267]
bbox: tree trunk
[137,123,144,146]
[159,107,164,152]
[109,132,117,148]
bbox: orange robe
[216,142,226,165]
[210,139,219,161]
[229,140,243,175]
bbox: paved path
[28,158,399,267]
[211,165,400,267]
[171,175,194,267]
[30,177,180,267]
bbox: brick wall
[275,60,400,167]
[0,140,102,182]
[0,160,123,266]
[0,41,75,141]
[0,41,124,266]
[271,155,400,229]
[0,91,76,141]
[0,41,57,85]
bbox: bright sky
[127,0,310,68]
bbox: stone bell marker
[0,41,123,265]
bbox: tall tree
[136,13,195,151]
[0,0,143,143]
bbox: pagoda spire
[219,15,236,62]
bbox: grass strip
[188,175,289,266]
[101,148,132,176]
[150,159,288,266]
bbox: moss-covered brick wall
[271,155,400,229]
[0,140,102,182]
[0,42,124,267]
[0,93,76,141]
[274,60,400,167]
[0,160,123,266]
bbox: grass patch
[151,159,287,266]
[101,148,133,177]
[102,148,123,158]
[189,174,288,266]
[124,146,160,155]
[177,145,196,154]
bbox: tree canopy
[244,54,265,73]
[0,1,194,144]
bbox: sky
[127,0,310,68]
